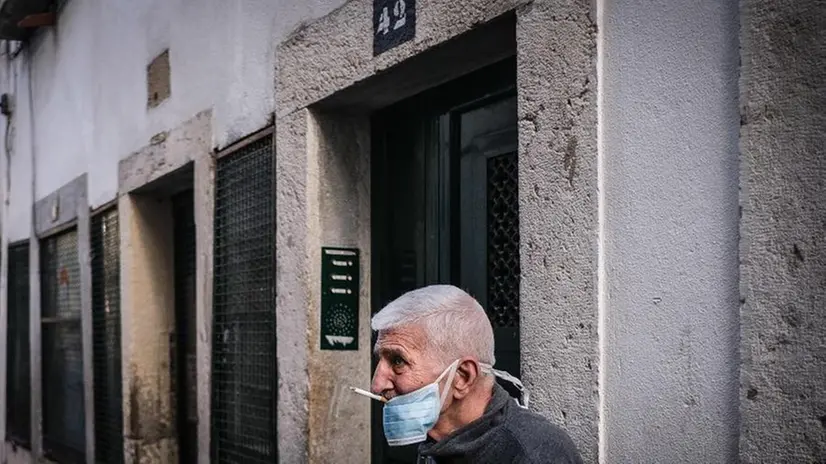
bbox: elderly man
[353,284,582,463]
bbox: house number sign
[373,0,416,56]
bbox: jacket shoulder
[502,406,584,464]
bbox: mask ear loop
[480,364,530,409]
[436,359,461,406]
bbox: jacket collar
[418,382,513,458]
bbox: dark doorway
[370,57,520,463]
[172,190,197,464]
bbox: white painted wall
[0,0,348,242]
[601,0,740,461]
[1,54,33,243]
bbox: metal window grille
[486,152,520,328]
[7,242,31,446]
[91,208,124,464]
[41,228,86,464]
[211,136,276,463]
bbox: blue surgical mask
[382,359,460,446]
[350,360,530,447]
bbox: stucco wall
[601,0,741,461]
[0,0,348,242]
[738,0,826,461]
[516,2,599,461]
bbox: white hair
[371,284,495,365]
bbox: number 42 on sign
[373,0,415,55]
[376,0,407,35]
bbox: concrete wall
[516,2,599,461]
[274,106,374,464]
[0,0,823,463]
[275,1,600,462]
[119,193,178,464]
[738,0,826,461]
[309,111,372,463]
[601,0,741,462]
[0,0,349,242]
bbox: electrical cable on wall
[0,37,12,464]
[1,37,18,210]
[2,92,13,207]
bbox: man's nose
[371,361,393,394]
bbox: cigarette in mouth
[349,387,387,403]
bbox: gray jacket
[417,383,583,464]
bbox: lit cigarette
[349,387,387,403]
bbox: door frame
[369,57,517,463]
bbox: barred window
[91,208,124,464]
[486,152,520,329]
[41,229,85,464]
[211,135,276,463]
[6,242,31,446]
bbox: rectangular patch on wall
[373,0,415,56]
[147,49,171,108]
[320,247,360,351]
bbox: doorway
[172,189,197,464]
[370,57,520,463]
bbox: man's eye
[390,356,405,366]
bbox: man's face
[371,324,442,400]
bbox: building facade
[0,0,823,463]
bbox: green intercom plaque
[320,247,360,351]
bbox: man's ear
[452,357,481,400]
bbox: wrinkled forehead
[373,324,428,357]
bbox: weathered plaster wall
[0,0,348,223]
[28,229,42,457]
[274,109,312,462]
[117,111,209,194]
[0,55,34,243]
[193,153,215,464]
[118,109,213,464]
[516,1,599,462]
[77,178,95,464]
[276,0,528,117]
[738,0,826,462]
[601,0,741,462]
[275,108,372,463]
[33,174,85,236]
[119,194,178,464]
[306,111,372,463]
